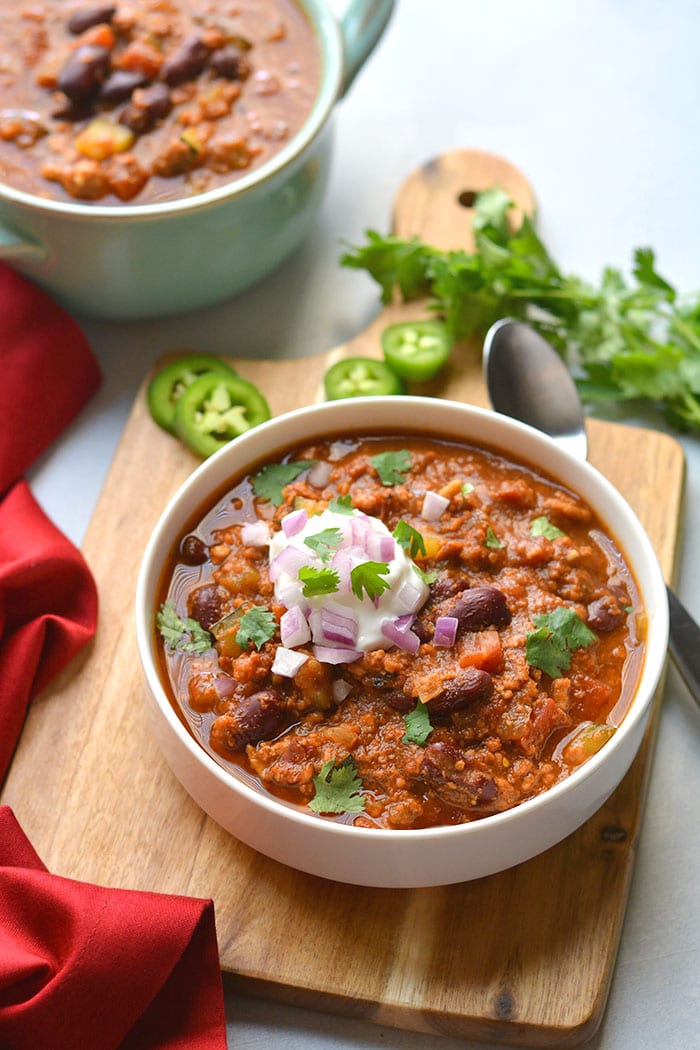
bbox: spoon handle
[667,586,700,707]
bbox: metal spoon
[483,316,700,706]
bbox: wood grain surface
[1,151,686,1046]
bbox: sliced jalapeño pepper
[381,320,452,382]
[174,372,271,457]
[147,353,238,434]
[323,356,406,400]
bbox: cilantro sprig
[393,519,426,559]
[156,600,212,653]
[299,564,340,597]
[252,460,317,506]
[304,527,343,562]
[526,606,597,678]
[530,516,566,540]
[309,757,366,814]
[402,700,433,746]
[329,494,354,514]
[235,606,276,650]
[370,449,412,485]
[342,190,700,434]
[350,560,390,601]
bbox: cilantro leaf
[350,560,390,601]
[392,519,426,558]
[370,449,412,486]
[530,516,566,540]
[252,460,317,506]
[235,606,277,650]
[329,494,354,514]
[526,606,597,677]
[156,600,212,653]
[485,526,505,549]
[309,758,366,814]
[299,564,340,597]
[413,563,438,585]
[402,700,433,746]
[304,527,343,562]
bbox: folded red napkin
[0,263,101,781]
[0,266,228,1048]
[0,807,227,1050]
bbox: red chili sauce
[156,434,646,830]
[0,0,321,204]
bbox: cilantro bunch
[341,188,700,433]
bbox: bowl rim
[0,0,342,222]
[135,395,669,844]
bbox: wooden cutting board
[2,150,686,1047]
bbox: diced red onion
[421,490,450,521]
[332,678,353,702]
[313,644,363,665]
[280,605,311,648]
[396,580,424,613]
[394,613,415,631]
[213,675,236,701]
[269,543,307,581]
[241,521,270,546]
[271,646,309,678]
[351,518,369,546]
[309,606,358,647]
[307,460,332,488]
[381,619,420,654]
[434,615,458,647]
[365,531,395,562]
[331,549,353,591]
[281,508,307,538]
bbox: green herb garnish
[392,519,426,558]
[461,482,475,496]
[156,600,212,653]
[235,606,276,650]
[350,560,390,601]
[329,494,355,514]
[402,700,433,746]
[413,563,438,585]
[252,460,317,506]
[309,758,366,814]
[342,191,700,434]
[299,564,340,597]
[370,449,412,486]
[526,606,598,677]
[530,516,566,539]
[304,527,343,562]
[485,526,505,549]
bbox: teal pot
[0,0,394,320]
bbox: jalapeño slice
[381,320,452,381]
[323,357,405,400]
[147,353,239,433]
[174,372,271,457]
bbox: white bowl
[135,397,668,887]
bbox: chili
[381,320,452,382]
[323,358,406,400]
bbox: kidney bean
[385,690,415,713]
[180,533,208,566]
[429,573,472,604]
[587,595,625,633]
[210,690,284,752]
[421,741,499,810]
[187,583,229,629]
[119,83,172,134]
[58,45,111,102]
[427,668,492,714]
[209,46,251,81]
[67,5,117,35]
[99,69,150,104]
[160,36,211,86]
[452,586,511,630]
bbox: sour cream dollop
[268,507,429,660]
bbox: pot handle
[329,0,394,96]
[0,221,47,262]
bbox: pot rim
[0,0,342,222]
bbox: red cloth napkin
[0,807,227,1050]
[0,266,228,1048]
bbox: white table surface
[27,2,699,1047]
